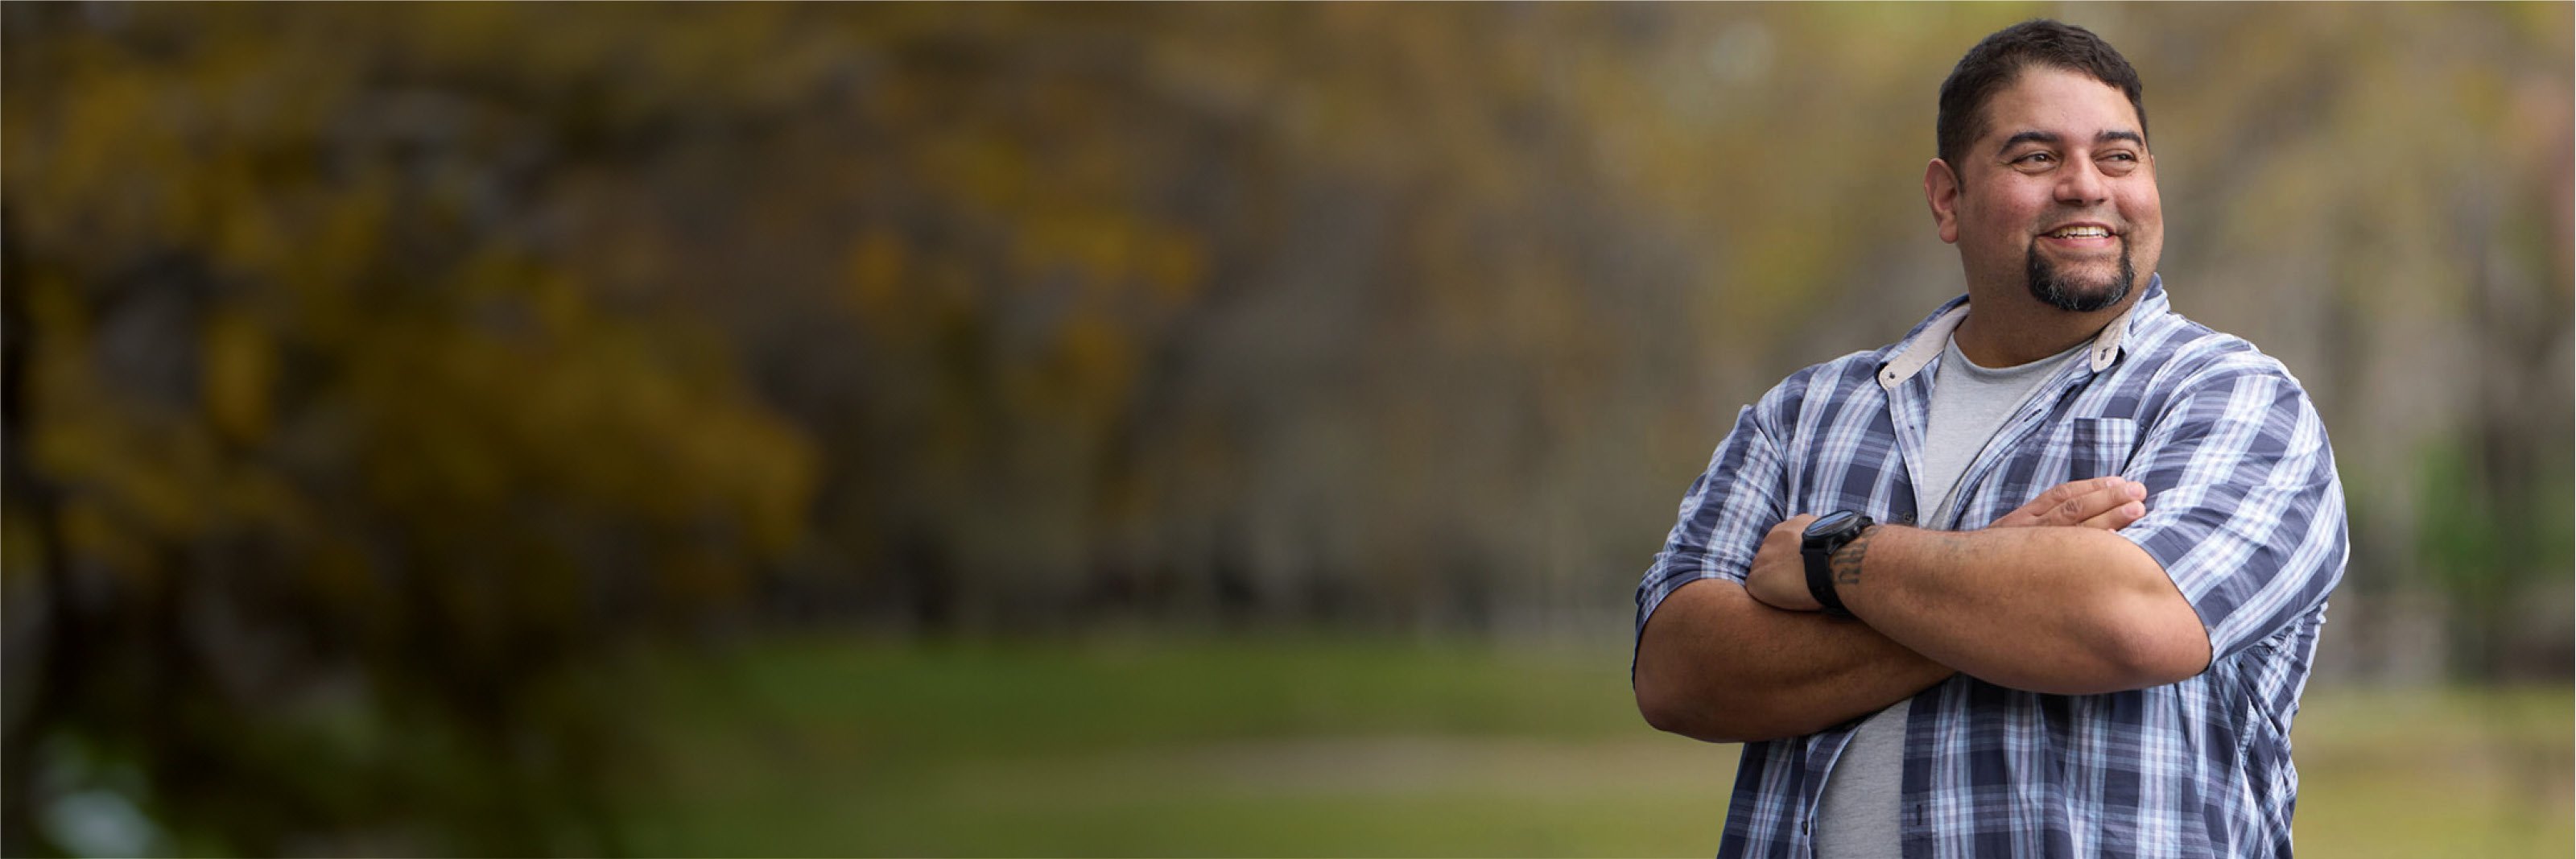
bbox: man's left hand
[1745,514,1823,612]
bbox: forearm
[1839,524,2209,694]
[1636,578,1955,743]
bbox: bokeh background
[3,2,2570,857]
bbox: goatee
[2026,239,2135,313]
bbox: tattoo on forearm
[1832,527,1874,587]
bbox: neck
[1951,290,2136,367]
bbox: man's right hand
[1988,476,2149,531]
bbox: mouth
[2037,222,2121,251]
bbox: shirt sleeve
[1633,400,1793,656]
[2114,361,2349,662]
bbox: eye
[2015,152,2055,164]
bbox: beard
[2025,237,2136,312]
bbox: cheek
[2120,186,2163,225]
[1972,210,2033,250]
[2124,203,2164,248]
[1970,194,2042,239]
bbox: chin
[2025,244,2136,313]
[2064,284,2126,307]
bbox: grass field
[613,634,2571,857]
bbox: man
[1631,19,2346,859]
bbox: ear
[1924,159,1961,245]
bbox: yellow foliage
[1145,231,1206,302]
[1052,311,1137,415]
[59,497,155,584]
[843,230,909,325]
[200,311,276,445]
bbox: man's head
[1936,21,2149,172]
[1925,20,2162,316]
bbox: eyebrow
[1997,129,2147,155]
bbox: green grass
[2293,686,2573,859]
[610,634,2570,857]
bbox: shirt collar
[1877,274,2165,390]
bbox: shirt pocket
[2058,416,2139,481]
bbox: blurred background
[2,2,2570,857]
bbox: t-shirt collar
[1877,274,2164,391]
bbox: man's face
[1930,66,2163,313]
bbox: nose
[2055,158,2109,207]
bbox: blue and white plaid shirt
[1636,277,2347,858]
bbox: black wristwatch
[1801,511,1874,618]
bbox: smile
[2043,225,2114,238]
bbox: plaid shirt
[1636,278,2347,858]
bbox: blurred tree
[2,4,818,853]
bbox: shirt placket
[1939,362,2099,531]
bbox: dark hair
[1936,19,2148,169]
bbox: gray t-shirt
[1812,334,2084,858]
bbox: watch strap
[1802,515,1872,618]
[1803,541,1855,618]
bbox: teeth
[2050,226,2111,238]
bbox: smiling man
[1630,20,2346,859]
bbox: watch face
[1806,510,1859,539]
